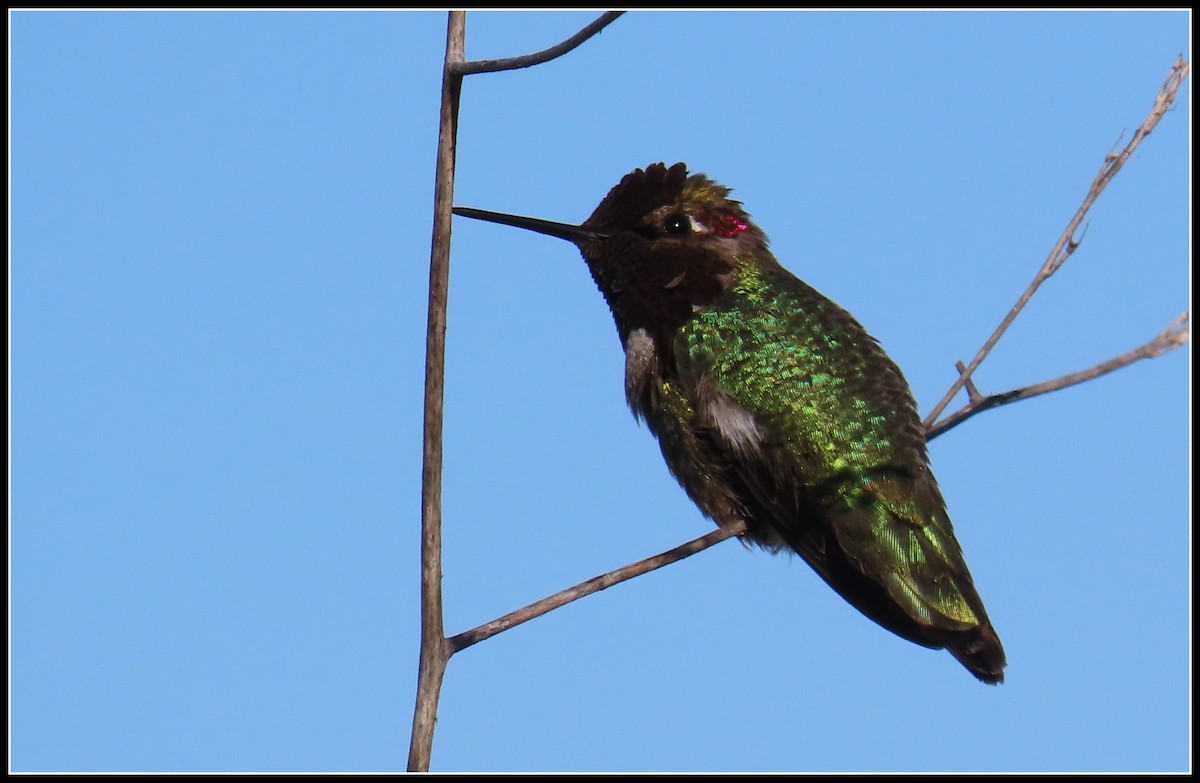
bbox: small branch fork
[453,12,624,75]
[926,312,1190,440]
[413,13,1186,769]
[922,56,1190,433]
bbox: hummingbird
[453,162,1006,684]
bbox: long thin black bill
[452,207,606,243]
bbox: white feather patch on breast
[624,327,657,419]
[704,392,763,457]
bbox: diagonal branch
[454,11,625,75]
[926,312,1190,441]
[450,522,746,653]
[923,56,1190,431]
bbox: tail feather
[763,516,1008,684]
[946,623,1007,684]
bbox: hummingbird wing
[673,263,1004,680]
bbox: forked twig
[454,12,624,75]
[927,312,1190,440]
[923,57,1190,432]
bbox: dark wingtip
[949,623,1007,685]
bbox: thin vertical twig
[409,11,628,771]
[408,11,464,773]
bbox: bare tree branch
[450,523,747,654]
[954,360,986,404]
[927,312,1190,441]
[411,11,631,771]
[409,11,465,773]
[454,12,625,76]
[923,56,1191,431]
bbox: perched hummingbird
[453,163,1006,684]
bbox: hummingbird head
[453,162,773,341]
[581,162,765,251]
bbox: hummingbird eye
[663,214,692,236]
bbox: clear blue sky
[10,10,1190,773]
